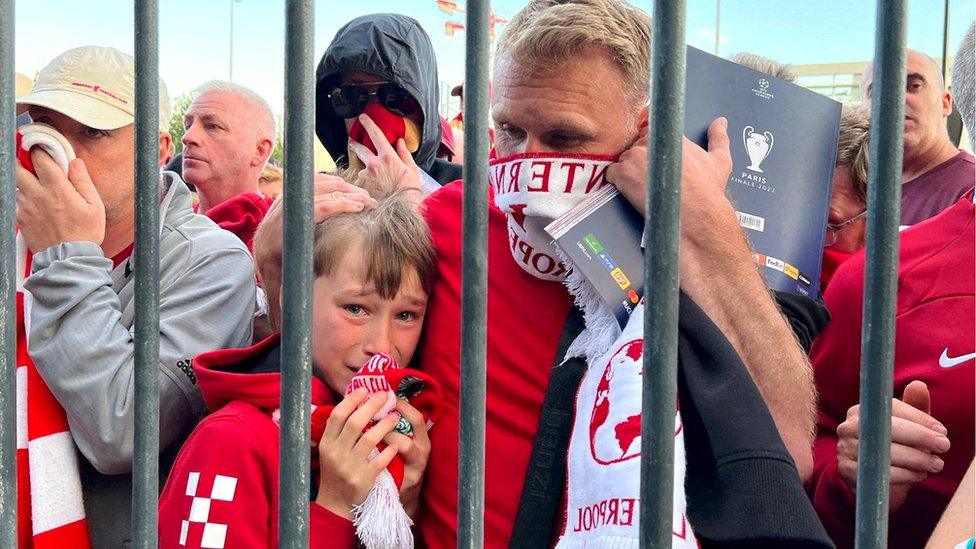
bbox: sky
[13,0,976,116]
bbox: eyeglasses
[328,82,419,119]
[824,209,867,247]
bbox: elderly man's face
[182,90,264,189]
[491,46,644,157]
[862,51,952,157]
[27,106,136,224]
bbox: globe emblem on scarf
[588,339,644,465]
[588,339,683,465]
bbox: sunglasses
[328,82,419,119]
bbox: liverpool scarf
[275,353,440,548]
[16,240,91,548]
[15,125,90,548]
[555,302,696,548]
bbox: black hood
[316,13,442,172]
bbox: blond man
[411,1,829,547]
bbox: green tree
[271,128,284,165]
[168,92,194,156]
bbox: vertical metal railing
[0,0,15,546]
[639,1,686,547]
[457,0,490,547]
[0,4,915,548]
[855,1,907,548]
[279,0,315,547]
[132,1,161,547]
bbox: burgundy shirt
[900,150,975,226]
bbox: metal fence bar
[639,1,686,547]
[279,0,314,547]
[457,0,490,547]
[855,1,907,547]
[132,0,161,546]
[0,0,15,545]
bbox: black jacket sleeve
[679,292,834,548]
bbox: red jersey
[158,334,353,548]
[199,192,275,253]
[808,193,975,549]
[417,181,574,547]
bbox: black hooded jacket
[315,14,462,185]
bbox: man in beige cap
[14,45,255,547]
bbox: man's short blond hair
[495,0,651,104]
[254,174,435,329]
[836,103,871,205]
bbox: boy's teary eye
[396,311,417,322]
[344,304,365,315]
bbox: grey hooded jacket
[24,172,256,547]
[315,13,463,186]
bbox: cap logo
[70,82,129,105]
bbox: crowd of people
[10,0,974,547]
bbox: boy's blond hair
[495,0,652,106]
[254,174,435,329]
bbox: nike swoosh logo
[939,349,976,368]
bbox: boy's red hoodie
[158,333,355,548]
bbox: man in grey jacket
[15,46,255,547]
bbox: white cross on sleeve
[179,472,239,548]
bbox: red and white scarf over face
[286,353,440,549]
[14,124,91,548]
[490,152,616,281]
[556,302,696,548]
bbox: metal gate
[0,1,907,547]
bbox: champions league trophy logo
[742,126,774,173]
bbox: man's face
[310,243,428,394]
[491,46,644,157]
[182,90,265,188]
[827,167,867,253]
[862,51,952,157]
[339,72,387,133]
[336,71,423,136]
[28,106,135,224]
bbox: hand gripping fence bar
[639,1,686,547]
[855,2,907,548]
[279,0,315,547]
[0,0,16,546]
[133,0,162,547]
[458,1,490,547]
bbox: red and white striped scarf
[16,236,91,548]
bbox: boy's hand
[315,390,400,519]
[382,399,431,518]
[836,381,950,511]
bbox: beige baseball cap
[17,45,171,132]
